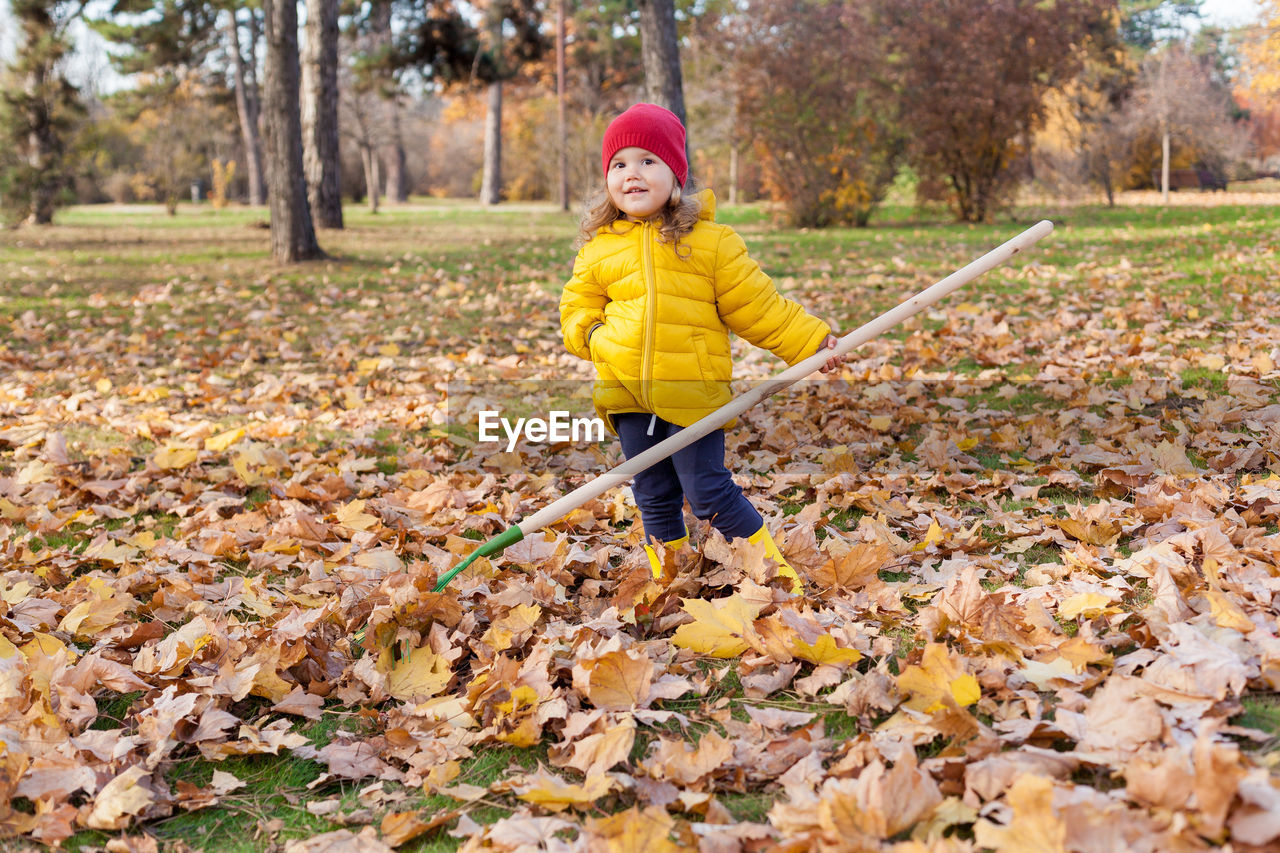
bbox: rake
[428,220,1054,591]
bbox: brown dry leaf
[1191,731,1248,838]
[283,827,393,852]
[272,686,326,720]
[84,766,156,830]
[481,814,576,848]
[644,732,734,787]
[817,756,943,842]
[1150,440,1200,477]
[581,649,654,711]
[379,809,457,847]
[560,716,636,777]
[1049,517,1122,547]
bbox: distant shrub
[103,172,135,204]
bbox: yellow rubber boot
[645,534,689,580]
[748,525,803,594]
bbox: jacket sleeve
[559,248,606,361]
[713,226,831,365]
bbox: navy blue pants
[615,412,763,542]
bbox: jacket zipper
[641,221,656,411]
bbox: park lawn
[1,195,1278,851]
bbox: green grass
[1235,696,1280,753]
[61,728,337,852]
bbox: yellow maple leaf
[1054,636,1112,673]
[262,537,300,554]
[125,531,158,551]
[973,774,1067,852]
[16,459,56,485]
[1057,591,1120,621]
[59,580,133,639]
[385,646,453,701]
[897,643,980,713]
[564,716,636,777]
[205,427,246,452]
[335,499,379,531]
[670,594,765,658]
[232,452,264,486]
[1052,517,1122,546]
[495,684,539,715]
[912,520,946,552]
[515,766,619,811]
[790,633,863,667]
[584,805,680,853]
[83,539,139,566]
[154,443,199,470]
[487,603,542,647]
[494,685,542,746]
[21,631,75,661]
[1205,588,1255,633]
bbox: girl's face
[606,147,677,220]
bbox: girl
[559,103,842,591]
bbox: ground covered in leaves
[2,195,1280,852]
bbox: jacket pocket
[691,331,715,388]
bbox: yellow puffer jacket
[560,190,831,431]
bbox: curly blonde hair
[575,178,704,257]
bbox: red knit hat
[601,103,688,187]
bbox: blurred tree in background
[732,0,902,227]
[0,0,86,224]
[3,0,1274,231]
[881,0,1117,222]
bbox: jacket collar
[696,188,717,221]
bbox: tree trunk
[263,0,323,262]
[480,6,504,206]
[1160,128,1170,203]
[383,95,408,202]
[362,145,380,214]
[728,145,738,206]
[225,10,265,205]
[480,80,503,205]
[637,0,687,138]
[24,66,57,225]
[302,0,343,228]
[368,0,407,203]
[556,0,568,211]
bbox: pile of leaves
[1,201,1279,851]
